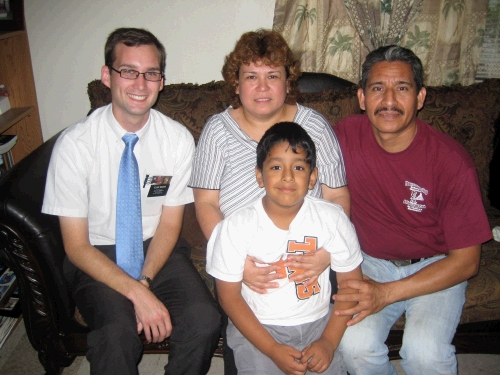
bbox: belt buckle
[389,259,412,267]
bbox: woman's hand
[284,248,330,287]
[243,256,283,294]
[242,248,330,292]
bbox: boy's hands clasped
[269,339,336,375]
[267,343,307,375]
[301,336,336,373]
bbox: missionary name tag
[143,175,172,197]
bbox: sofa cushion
[299,87,362,126]
[418,79,500,208]
[153,81,229,143]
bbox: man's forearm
[142,224,180,280]
[335,245,481,313]
[383,245,480,304]
[141,205,185,280]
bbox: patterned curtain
[414,1,488,85]
[344,0,424,51]
[273,0,488,86]
[477,0,500,80]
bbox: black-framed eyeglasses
[109,66,164,82]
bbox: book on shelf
[0,134,16,175]
[2,149,14,168]
[0,264,21,318]
[0,297,20,318]
[0,96,10,115]
[0,267,21,343]
[0,155,13,177]
[0,267,17,308]
[0,85,10,115]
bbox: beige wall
[25,0,275,139]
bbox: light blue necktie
[116,133,144,279]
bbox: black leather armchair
[0,133,89,374]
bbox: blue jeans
[338,252,466,375]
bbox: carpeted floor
[1,320,499,374]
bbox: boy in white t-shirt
[207,122,363,374]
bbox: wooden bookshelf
[0,107,34,133]
[0,26,43,164]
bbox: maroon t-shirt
[334,114,492,260]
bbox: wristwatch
[137,275,153,289]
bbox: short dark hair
[222,29,301,109]
[257,122,316,172]
[104,28,166,74]
[361,45,424,92]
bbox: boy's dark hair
[257,122,316,171]
[105,27,167,74]
[361,45,424,92]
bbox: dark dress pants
[65,238,222,375]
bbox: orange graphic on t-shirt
[271,236,321,300]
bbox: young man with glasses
[42,28,221,375]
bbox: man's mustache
[375,107,404,115]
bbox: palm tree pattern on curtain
[328,30,354,71]
[295,4,317,42]
[273,0,488,86]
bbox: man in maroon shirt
[333,45,492,375]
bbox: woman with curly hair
[188,29,349,373]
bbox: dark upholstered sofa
[0,73,499,374]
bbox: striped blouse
[188,104,347,217]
